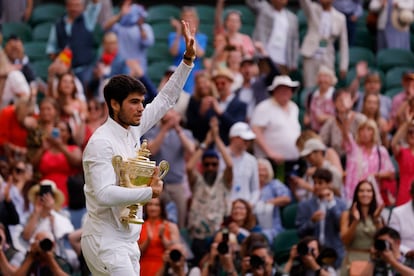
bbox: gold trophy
[112,139,169,224]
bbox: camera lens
[39,238,53,252]
[297,242,310,256]
[374,239,390,251]
[169,249,182,262]
[250,255,265,269]
[217,241,229,255]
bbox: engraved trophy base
[120,204,144,224]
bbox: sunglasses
[203,162,218,168]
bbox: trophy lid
[126,139,156,168]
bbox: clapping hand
[351,203,360,221]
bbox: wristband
[183,52,195,62]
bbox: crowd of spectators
[1,0,414,275]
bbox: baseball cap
[229,122,256,140]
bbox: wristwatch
[183,52,195,62]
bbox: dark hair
[348,180,377,225]
[312,168,333,183]
[374,226,401,242]
[57,72,77,99]
[332,88,351,103]
[411,180,414,195]
[103,75,147,118]
[143,197,168,220]
[58,121,77,146]
[361,92,381,122]
[240,233,269,257]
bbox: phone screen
[39,185,52,196]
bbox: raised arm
[211,117,233,188]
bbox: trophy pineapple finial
[138,139,151,159]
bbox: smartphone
[51,128,60,138]
[39,185,52,196]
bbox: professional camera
[39,238,53,252]
[169,249,182,263]
[297,241,314,257]
[374,239,392,251]
[250,255,265,270]
[217,229,229,255]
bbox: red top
[396,147,414,206]
[0,105,28,149]
[139,219,172,276]
[38,145,80,207]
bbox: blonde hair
[356,118,380,145]
[257,158,274,183]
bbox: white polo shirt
[81,61,192,242]
[251,98,301,161]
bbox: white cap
[267,75,300,91]
[229,122,256,140]
[300,138,327,157]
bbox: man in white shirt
[389,182,414,257]
[80,21,195,275]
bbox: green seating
[385,67,414,90]
[2,22,32,42]
[240,24,254,36]
[147,43,171,64]
[24,41,47,62]
[297,10,307,32]
[348,47,376,68]
[195,5,216,25]
[377,49,414,73]
[152,23,173,43]
[31,59,52,81]
[147,61,171,86]
[198,23,214,38]
[354,27,375,49]
[29,3,65,26]
[32,22,53,42]
[272,229,300,265]
[224,5,255,26]
[282,203,298,229]
[384,87,403,99]
[147,4,180,24]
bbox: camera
[39,238,53,252]
[217,229,229,255]
[374,239,392,251]
[39,184,52,197]
[289,164,301,178]
[250,255,265,269]
[297,241,314,257]
[169,249,182,263]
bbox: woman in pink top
[341,118,395,205]
[215,0,255,57]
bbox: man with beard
[81,20,195,275]
[186,117,233,266]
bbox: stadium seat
[377,49,414,73]
[384,87,403,99]
[195,5,216,25]
[198,23,214,39]
[147,43,171,64]
[354,28,375,49]
[385,67,414,90]
[31,59,52,81]
[24,41,47,62]
[147,61,171,86]
[29,3,65,26]
[272,229,300,265]
[147,4,180,24]
[297,10,307,32]
[32,22,53,42]
[152,23,174,43]
[348,47,376,68]
[224,5,255,26]
[282,203,298,229]
[2,22,32,43]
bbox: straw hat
[28,180,65,209]
[391,8,414,32]
[211,67,234,82]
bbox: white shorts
[81,235,140,275]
